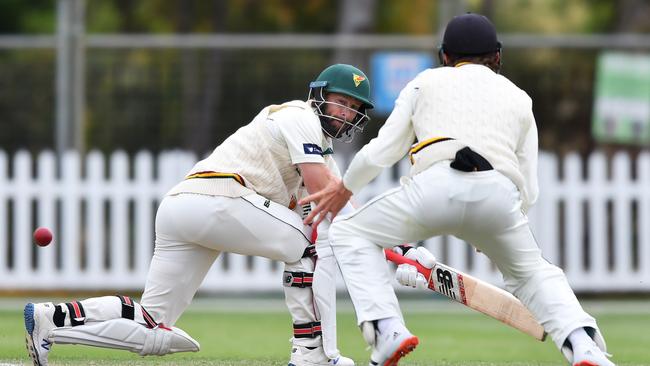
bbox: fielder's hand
[299,177,352,227]
[393,245,437,290]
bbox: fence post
[35,151,57,281]
[13,151,33,283]
[536,152,560,264]
[108,151,129,282]
[134,151,154,279]
[0,151,7,279]
[587,152,608,286]
[61,151,82,283]
[638,152,650,280]
[563,153,584,283]
[612,153,632,282]
[85,151,106,281]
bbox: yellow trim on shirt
[408,137,454,164]
[185,171,246,187]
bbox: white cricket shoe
[572,341,616,366]
[363,322,418,366]
[288,345,355,366]
[24,302,57,366]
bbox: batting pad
[49,318,200,356]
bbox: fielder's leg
[311,240,341,359]
[450,169,613,365]
[329,184,433,366]
[464,225,613,365]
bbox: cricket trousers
[42,192,344,359]
[329,161,599,350]
[141,193,312,326]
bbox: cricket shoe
[288,345,355,366]
[363,322,419,366]
[572,341,615,366]
[24,302,57,366]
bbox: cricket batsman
[24,63,374,366]
[302,14,616,366]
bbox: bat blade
[384,249,546,341]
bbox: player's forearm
[299,162,334,196]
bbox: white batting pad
[49,318,199,356]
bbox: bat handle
[384,249,433,280]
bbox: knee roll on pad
[283,257,317,317]
[284,257,316,280]
[284,256,316,288]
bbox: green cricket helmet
[308,64,374,142]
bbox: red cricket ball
[33,227,53,247]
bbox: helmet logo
[352,73,366,87]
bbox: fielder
[302,14,615,366]
[24,63,375,366]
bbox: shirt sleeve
[276,108,326,165]
[343,79,419,194]
[517,107,539,212]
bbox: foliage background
[1,0,649,156]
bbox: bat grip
[384,249,433,279]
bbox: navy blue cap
[442,13,501,55]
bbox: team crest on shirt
[352,74,365,87]
[303,143,323,155]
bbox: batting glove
[392,245,437,267]
[395,264,428,289]
[393,246,437,289]
[405,246,437,267]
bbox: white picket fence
[0,150,649,293]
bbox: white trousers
[329,161,598,350]
[141,193,311,326]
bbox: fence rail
[0,150,649,293]
[2,33,650,49]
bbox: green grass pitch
[0,297,648,365]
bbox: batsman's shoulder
[285,99,311,110]
[273,101,319,124]
[286,100,317,117]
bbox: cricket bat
[384,249,547,341]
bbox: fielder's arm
[385,249,547,341]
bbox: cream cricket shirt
[343,64,539,212]
[168,100,339,208]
